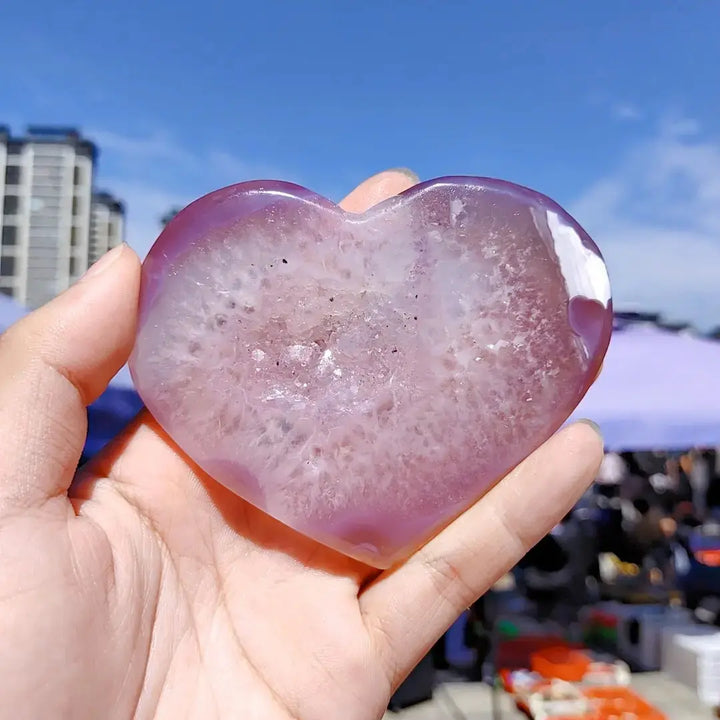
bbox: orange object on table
[583,686,666,720]
[496,636,582,671]
[696,548,720,566]
[531,646,593,682]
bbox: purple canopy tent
[569,323,720,451]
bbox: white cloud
[586,92,643,123]
[659,113,701,138]
[88,128,196,167]
[571,117,720,330]
[612,103,642,121]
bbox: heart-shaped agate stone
[129,177,612,568]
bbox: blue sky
[2,1,719,327]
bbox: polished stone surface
[129,177,612,567]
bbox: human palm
[0,170,602,720]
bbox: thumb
[0,244,141,511]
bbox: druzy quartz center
[129,177,612,568]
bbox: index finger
[339,168,419,213]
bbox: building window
[0,286,12,297]
[4,165,21,185]
[0,256,16,277]
[74,166,83,185]
[29,197,45,213]
[69,257,78,276]
[3,195,19,214]
[71,226,81,247]
[72,196,81,215]
[1,226,17,246]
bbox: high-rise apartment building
[89,191,125,265]
[0,126,124,308]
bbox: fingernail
[578,418,603,442]
[81,244,126,283]
[389,167,420,184]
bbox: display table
[383,673,713,719]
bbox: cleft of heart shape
[129,176,612,568]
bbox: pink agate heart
[129,177,612,568]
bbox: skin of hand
[0,169,603,720]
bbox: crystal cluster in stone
[129,177,612,568]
